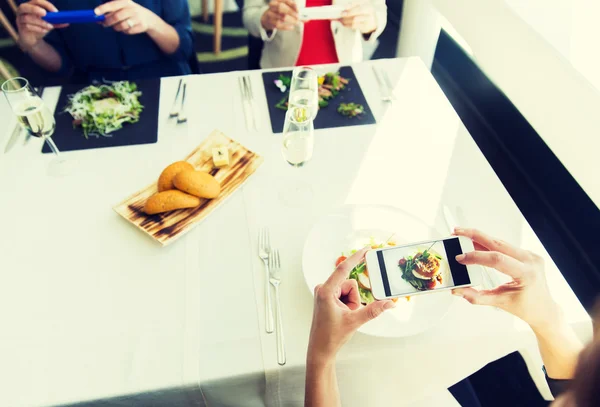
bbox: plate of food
[42,79,160,153]
[262,66,376,133]
[113,129,263,246]
[302,205,455,337]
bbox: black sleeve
[543,365,572,398]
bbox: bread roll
[158,161,194,192]
[173,170,220,199]
[144,190,200,215]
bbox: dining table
[0,57,591,407]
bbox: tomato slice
[335,256,347,267]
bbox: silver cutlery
[258,228,274,333]
[4,123,21,153]
[176,83,188,124]
[169,79,183,118]
[372,65,394,102]
[244,76,259,131]
[269,249,286,366]
[442,205,496,289]
[239,75,256,131]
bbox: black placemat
[42,79,160,153]
[262,66,376,134]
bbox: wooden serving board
[114,130,263,246]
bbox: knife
[442,205,496,289]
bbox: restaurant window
[504,0,600,92]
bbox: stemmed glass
[279,106,315,206]
[288,66,319,120]
[2,77,69,175]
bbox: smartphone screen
[375,237,471,297]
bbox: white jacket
[243,0,387,68]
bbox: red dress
[295,0,339,66]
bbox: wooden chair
[0,5,18,80]
[202,0,224,55]
[7,0,18,13]
[0,7,19,43]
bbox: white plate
[302,205,454,337]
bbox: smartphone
[365,236,480,300]
[43,11,106,25]
[299,6,344,21]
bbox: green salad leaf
[64,81,143,138]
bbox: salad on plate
[64,81,143,138]
[334,237,405,305]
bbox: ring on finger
[127,19,135,29]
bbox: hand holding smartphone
[366,236,481,300]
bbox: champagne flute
[2,77,69,175]
[279,107,315,206]
[288,66,319,120]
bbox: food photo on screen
[382,240,456,296]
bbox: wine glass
[288,66,319,120]
[2,77,70,176]
[279,107,315,206]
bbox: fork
[269,249,286,365]
[239,75,257,131]
[244,76,259,131]
[169,79,183,118]
[258,228,274,333]
[176,83,188,124]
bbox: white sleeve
[364,0,387,43]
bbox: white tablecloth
[0,58,590,407]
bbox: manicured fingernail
[383,301,396,310]
[94,8,100,15]
[455,254,466,262]
[46,24,53,29]
[454,227,463,233]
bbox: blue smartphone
[43,11,106,24]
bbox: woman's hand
[339,1,377,34]
[95,0,159,35]
[16,0,68,50]
[307,247,395,365]
[261,0,299,32]
[452,228,559,330]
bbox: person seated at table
[243,0,387,68]
[305,228,595,407]
[15,0,193,81]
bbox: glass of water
[282,107,314,167]
[2,77,70,175]
[288,66,319,120]
[280,107,314,206]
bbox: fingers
[273,0,298,14]
[353,300,395,326]
[452,287,499,307]
[342,3,370,18]
[19,23,50,35]
[95,0,130,16]
[340,16,368,30]
[325,247,368,287]
[18,3,52,17]
[454,227,530,261]
[18,14,53,30]
[339,279,361,311]
[27,0,58,12]
[456,251,524,279]
[103,8,134,27]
